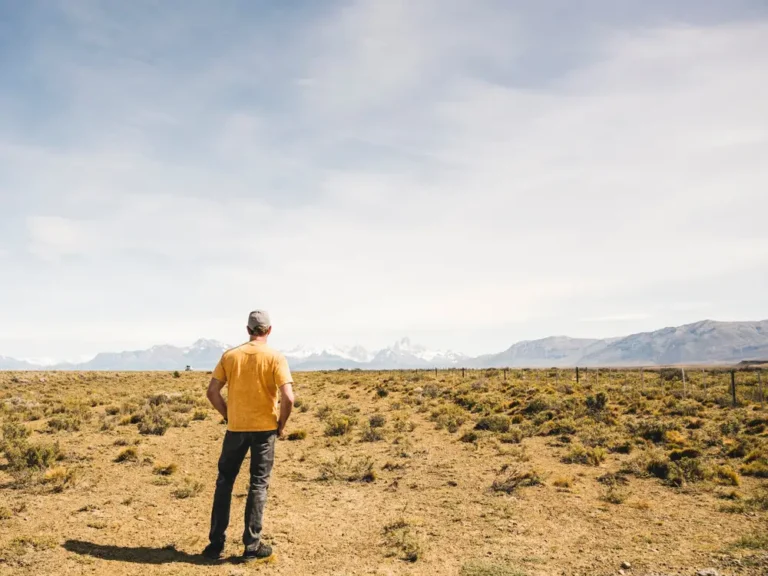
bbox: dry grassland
[0,368,767,576]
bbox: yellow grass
[0,368,766,575]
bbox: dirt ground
[0,369,766,576]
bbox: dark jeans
[209,430,276,550]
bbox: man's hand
[206,378,228,422]
[277,383,294,439]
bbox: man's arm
[207,378,228,421]
[277,383,294,438]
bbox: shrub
[474,415,511,433]
[114,447,138,463]
[325,415,354,437]
[552,476,572,488]
[562,443,606,466]
[1,420,30,446]
[460,431,479,443]
[172,371,181,378]
[172,477,204,499]
[287,430,307,441]
[319,455,375,482]
[42,466,77,492]
[105,406,121,416]
[382,519,422,562]
[632,419,676,444]
[21,442,60,470]
[153,462,177,475]
[491,466,543,493]
[315,404,333,421]
[713,465,740,486]
[392,415,416,433]
[47,416,81,432]
[732,533,768,550]
[524,397,549,415]
[601,484,628,505]
[741,459,768,478]
[369,413,387,428]
[431,405,466,433]
[360,423,385,442]
[586,392,607,413]
[669,448,701,461]
[660,457,709,487]
[137,406,171,436]
[192,409,207,421]
[499,428,523,444]
[545,417,578,436]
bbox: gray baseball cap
[247,310,271,331]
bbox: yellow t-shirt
[212,341,293,432]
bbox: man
[202,310,295,563]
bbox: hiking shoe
[242,542,274,563]
[201,543,224,560]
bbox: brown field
[0,368,766,576]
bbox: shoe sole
[241,553,276,565]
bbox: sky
[1,0,768,363]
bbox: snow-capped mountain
[0,338,465,371]
[283,338,467,370]
[4,320,768,371]
[284,345,374,363]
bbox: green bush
[324,415,354,437]
[369,413,387,428]
[474,415,510,433]
[360,423,384,442]
[137,406,171,436]
[431,405,466,433]
[47,415,81,432]
[586,392,607,413]
[562,443,606,466]
[460,431,479,443]
[287,430,307,441]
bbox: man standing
[202,310,295,563]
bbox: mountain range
[2,320,767,371]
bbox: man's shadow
[63,540,237,565]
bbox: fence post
[758,370,764,408]
[504,368,507,381]
[731,370,737,407]
[641,368,644,387]
[682,367,687,397]
[462,367,465,379]
[576,367,580,384]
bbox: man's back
[212,341,292,432]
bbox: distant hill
[2,320,767,370]
[579,320,768,366]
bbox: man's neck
[249,336,268,344]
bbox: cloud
[1,2,767,359]
[580,313,651,323]
[26,216,88,261]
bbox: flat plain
[0,367,766,576]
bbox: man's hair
[248,325,270,337]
